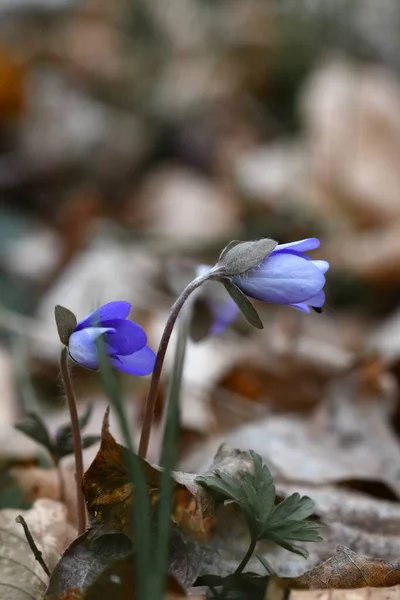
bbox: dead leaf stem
[16,515,51,577]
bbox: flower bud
[218,239,278,276]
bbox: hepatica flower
[59,301,155,375]
[231,238,329,313]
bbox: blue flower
[68,301,156,375]
[232,238,329,313]
[196,265,240,335]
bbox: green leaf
[197,451,323,562]
[95,336,152,600]
[54,305,77,345]
[218,239,278,276]
[261,493,323,557]
[14,412,54,454]
[196,451,275,540]
[56,434,101,459]
[223,281,263,330]
[268,493,315,524]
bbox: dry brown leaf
[131,165,240,248]
[182,371,400,498]
[0,42,25,120]
[181,368,400,578]
[289,587,400,600]
[47,549,205,599]
[0,499,76,600]
[291,546,400,589]
[82,408,213,545]
[301,58,400,229]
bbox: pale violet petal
[288,302,311,313]
[233,251,325,305]
[275,238,320,253]
[68,327,116,370]
[312,260,329,274]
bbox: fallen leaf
[82,556,191,599]
[0,42,25,121]
[0,499,76,599]
[45,531,133,596]
[47,550,206,599]
[132,166,240,248]
[182,370,400,499]
[289,587,400,600]
[301,58,400,229]
[291,545,400,589]
[82,408,213,548]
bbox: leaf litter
[0,499,75,600]
[3,4,400,597]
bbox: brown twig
[16,515,51,577]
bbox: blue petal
[69,327,116,369]
[111,346,156,376]
[233,251,325,305]
[103,319,147,355]
[275,238,320,253]
[75,301,131,331]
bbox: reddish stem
[60,347,86,534]
[138,268,222,459]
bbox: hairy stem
[234,537,257,575]
[138,267,223,459]
[60,347,86,534]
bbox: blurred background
[1,0,400,510]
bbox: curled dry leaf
[81,556,200,599]
[0,499,76,600]
[291,545,400,589]
[45,531,133,596]
[82,408,214,547]
[46,538,205,599]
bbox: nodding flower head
[231,238,329,313]
[67,301,155,375]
